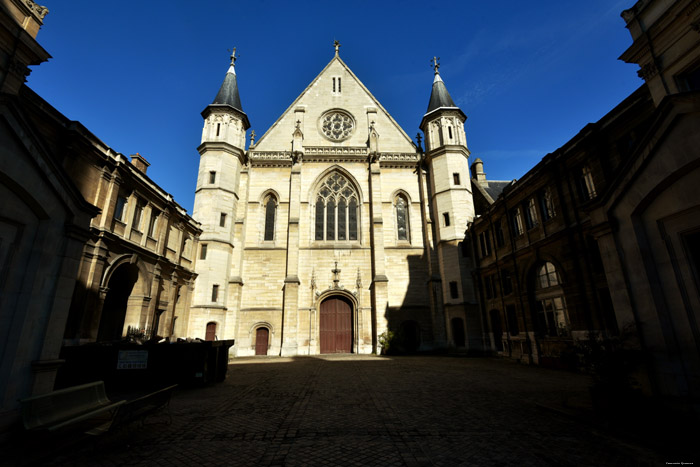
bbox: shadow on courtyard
[5,356,698,466]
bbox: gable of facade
[188,50,481,357]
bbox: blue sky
[28,1,641,213]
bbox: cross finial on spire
[431,56,440,75]
[334,40,341,56]
[229,47,238,66]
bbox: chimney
[471,158,486,182]
[130,153,150,174]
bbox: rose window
[320,110,355,141]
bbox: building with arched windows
[468,0,700,411]
[187,48,481,356]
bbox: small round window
[319,110,355,142]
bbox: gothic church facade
[188,47,481,356]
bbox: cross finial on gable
[334,40,341,56]
[432,56,440,75]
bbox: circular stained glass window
[319,110,355,141]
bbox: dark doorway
[205,322,217,341]
[153,309,165,339]
[490,309,503,351]
[255,327,269,355]
[97,263,138,342]
[451,317,466,347]
[400,320,421,352]
[320,295,352,353]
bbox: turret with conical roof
[190,50,250,329]
[201,48,250,145]
[419,58,467,148]
[418,58,477,346]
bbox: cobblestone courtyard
[7,355,689,466]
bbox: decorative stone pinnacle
[332,261,341,286]
[432,56,440,75]
[416,133,422,148]
[334,40,341,56]
[250,130,256,145]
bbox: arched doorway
[319,295,353,354]
[400,320,421,352]
[97,263,139,342]
[255,327,269,355]
[451,317,466,347]
[205,322,217,341]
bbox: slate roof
[483,180,512,200]
[420,72,466,129]
[426,73,457,114]
[212,64,244,112]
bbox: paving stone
[6,356,675,466]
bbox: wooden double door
[320,296,353,354]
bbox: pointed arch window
[395,194,409,241]
[314,172,359,242]
[264,194,277,241]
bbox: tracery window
[395,194,409,241]
[263,194,277,241]
[314,172,359,241]
[319,110,354,141]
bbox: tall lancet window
[264,194,277,241]
[396,194,409,241]
[314,171,359,241]
[315,198,325,240]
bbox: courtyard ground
[4,355,696,466]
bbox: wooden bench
[20,381,125,433]
[86,384,178,435]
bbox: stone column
[281,162,302,356]
[368,156,388,352]
[98,171,121,230]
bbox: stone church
[187,45,481,356]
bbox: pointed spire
[426,56,458,115]
[420,57,466,130]
[211,47,244,113]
